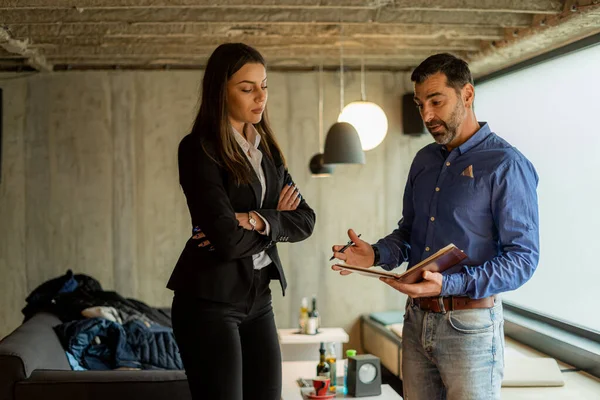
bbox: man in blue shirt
[332,53,539,399]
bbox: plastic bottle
[325,342,337,391]
[298,297,309,334]
[342,349,357,395]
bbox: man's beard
[426,101,465,146]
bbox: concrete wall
[0,70,431,350]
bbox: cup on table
[312,376,330,396]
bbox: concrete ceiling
[1,0,599,76]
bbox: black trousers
[171,267,282,400]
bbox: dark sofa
[0,312,192,400]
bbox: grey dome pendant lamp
[322,24,365,165]
[309,63,335,177]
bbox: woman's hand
[278,183,301,211]
[191,226,212,249]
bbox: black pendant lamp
[309,153,333,177]
[323,122,365,164]
[309,64,335,177]
[323,24,365,165]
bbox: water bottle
[342,349,357,395]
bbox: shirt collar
[456,122,491,155]
[232,124,262,153]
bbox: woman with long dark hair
[167,43,316,399]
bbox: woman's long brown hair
[191,43,286,185]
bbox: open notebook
[335,243,467,284]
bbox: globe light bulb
[338,101,388,151]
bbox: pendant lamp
[338,58,388,151]
[309,64,334,177]
[323,24,365,165]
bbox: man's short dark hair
[411,53,473,93]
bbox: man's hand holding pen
[330,229,375,275]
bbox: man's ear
[463,83,475,108]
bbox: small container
[342,349,357,395]
[325,342,337,392]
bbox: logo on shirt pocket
[461,165,474,178]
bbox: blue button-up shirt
[375,122,539,299]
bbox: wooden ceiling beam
[6,23,505,41]
[30,43,473,58]
[29,36,484,52]
[43,56,429,70]
[0,0,562,15]
[0,8,533,27]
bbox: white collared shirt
[232,124,273,270]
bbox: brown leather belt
[412,296,494,313]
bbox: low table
[278,328,349,361]
[281,360,403,399]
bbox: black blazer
[167,133,316,303]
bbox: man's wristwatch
[371,245,380,266]
[248,212,257,231]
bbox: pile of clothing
[23,270,182,371]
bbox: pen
[329,234,362,261]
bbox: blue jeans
[401,298,504,400]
